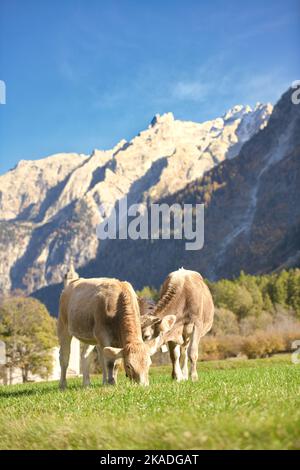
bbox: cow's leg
[113,358,122,384]
[188,325,201,381]
[81,344,95,387]
[104,357,116,385]
[59,333,72,390]
[180,345,189,381]
[169,341,183,382]
[97,346,108,385]
[95,331,116,385]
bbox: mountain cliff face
[0,102,271,298]
[75,88,299,298]
[164,88,300,280]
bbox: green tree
[0,297,57,382]
[211,280,253,318]
[262,293,274,313]
[269,270,289,306]
[287,269,300,316]
[236,272,264,315]
[136,286,159,302]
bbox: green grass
[0,355,299,450]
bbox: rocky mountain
[72,88,298,298]
[0,102,271,301]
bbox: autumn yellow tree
[0,297,57,382]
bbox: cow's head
[141,314,177,341]
[103,314,176,385]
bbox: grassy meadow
[0,354,299,450]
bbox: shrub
[280,326,300,352]
[201,334,244,360]
[216,335,244,359]
[239,312,273,336]
[200,336,219,361]
[201,322,300,361]
[242,331,285,359]
[211,308,239,336]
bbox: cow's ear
[103,346,123,359]
[141,315,161,328]
[159,314,176,333]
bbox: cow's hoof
[107,379,116,386]
[172,374,184,382]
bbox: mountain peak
[150,112,175,127]
[223,104,252,121]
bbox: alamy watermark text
[96,198,204,251]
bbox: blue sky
[0,0,299,175]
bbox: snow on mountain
[0,103,272,295]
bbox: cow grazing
[142,268,214,382]
[57,276,175,388]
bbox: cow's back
[59,277,122,342]
[183,271,214,335]
[165,269,214,336]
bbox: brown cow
[142,268,214,381]
[57,276,175,388]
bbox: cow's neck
[118,291,143,347]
